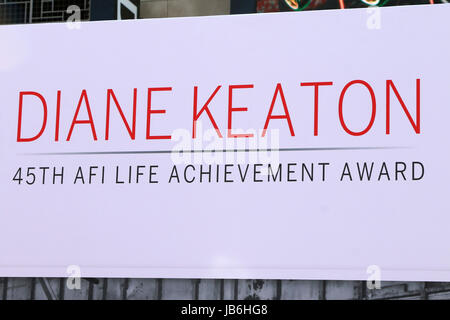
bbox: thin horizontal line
[24,146,408,156]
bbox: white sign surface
[1,4,450,281]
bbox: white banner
[1,4,450,281]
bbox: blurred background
[0,0,447,25]
[1,0,450,301]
